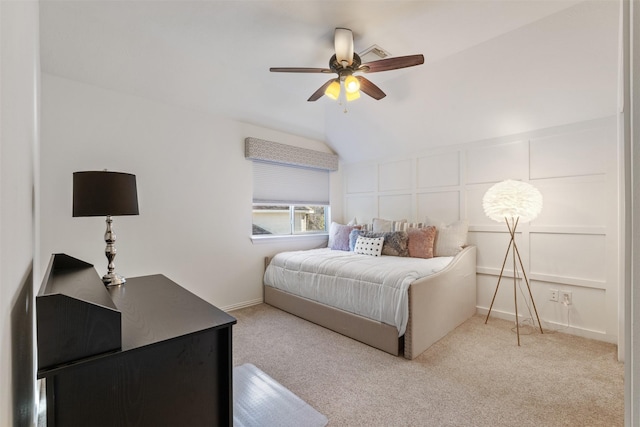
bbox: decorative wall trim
[342,116,619,345]
[245,137,339,171]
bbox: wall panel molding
[417,152,460,188]
[529,226,607,235]
[342,116,619,343]
[529,273,606,290]
[379,159,412,192]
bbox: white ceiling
[39,0,619,163]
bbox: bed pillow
[406,226,436,259]
[380,231,409,256]
[425,218,468,256]
[372,218,392,232]
[351,230,409,256]
[353,236,384,257]
[328,222,361,251]
[359,223,373,232]
[397,222,425,231]
[372,218,407,232]
[348,229,363,251]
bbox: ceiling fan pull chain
[339,87,348,113]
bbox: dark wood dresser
[36,254,237,427]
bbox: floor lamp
[483,179,544,345]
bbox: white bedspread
[264,248,453,336]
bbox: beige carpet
[231,304,623,426]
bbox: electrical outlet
[549,289,559,302]
[560,291,572,305]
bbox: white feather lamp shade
[483,180,543,223]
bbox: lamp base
[484,217,543,345]
[103,272,126,287]
[102,215,126,287]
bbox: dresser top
[108,274,237,351]
[37,254,236,377]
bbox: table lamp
[482,179,543,345]
[73,171,139,286]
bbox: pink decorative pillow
[407,226,436,259]
[328,222,361,251]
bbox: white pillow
[354,236,384,257]
[424,218,469,257]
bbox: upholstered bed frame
[264,245,477,360]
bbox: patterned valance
[244,137,339,171]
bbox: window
[245,137,337,238]
[252,204,327,236]
[251,161,330,236]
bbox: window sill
[250,233,329,245]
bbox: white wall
[0,0,40,425]
[40,73,341,311]
[343,116,619,344]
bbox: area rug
[233,363,328,427]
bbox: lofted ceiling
[39,0,619,163]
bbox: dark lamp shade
[73,171,139,217]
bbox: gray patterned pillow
[350,230,409,257]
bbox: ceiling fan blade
[356,76,386,100]
[307,79,335,102]
[359,54,424,73]
[270,67,332,73]
[334,28,354,66]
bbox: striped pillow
[397,222,424,231]
[373,218,407,232]
[359,223,373,232]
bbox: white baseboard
[222,298,263,313]
[221,301,617,345]
[476,306,617,344]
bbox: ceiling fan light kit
[325,80,341,100]
[270,28,424,103]
[344,75,360,93]
[345,90,360,102]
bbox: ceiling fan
[270,28,424,102]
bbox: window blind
[252,161,330,205]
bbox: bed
[263,245,477,360]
